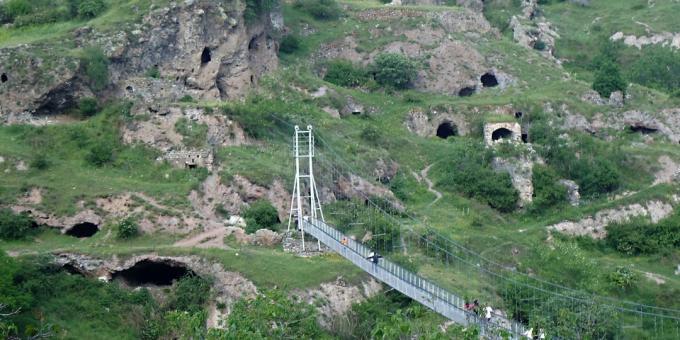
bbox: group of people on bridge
[465,299,545,339]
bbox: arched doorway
[436,121,457,139]
[492,128,513,141]
[481,72,498,87]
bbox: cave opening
[113,259,195,286]
[458,86,475,97]
[492,128,514,141]
[515,111,523,119]
[629,126,658,134]
[521,133,528,143]
[436,121,457,139]
[481,73,498,87]
[1,73,7,83]
[201,47,212,65]
[248,36,258,50]
[65,222,99,238]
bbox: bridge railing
[303,217,525,337]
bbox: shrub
[0,209,35,240]
[81,47,109,92]
[145,66,160,79]
[607,266,638,290]
[243,199,279,233]
[78,0,107,19]
[179,95,195,103]
[279,35,300,54]
[530,165,567,211]
[78,97,99,117]
[3,0,32,21]
[627,47,680,94]
[294,0,341,20]
[360,125,381,144]
[244,0,278,24]
[167,275,211,313]
[592,60,626,98]
[605,210,680,255]
[86,141,114,166]
[30,153,50,170]
[370,53,418,89]
[324,59,368,87]
[437,141,518,212]
[116,217,139,239]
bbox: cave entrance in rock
[629,126,658,134]
[458,86,475,97]
[1,73,7,83]
[65,222,99,238]
[201,47,212,65]
[481,73,498,87]
[436,121,457,139]
[492,128,513,141]
[113,259,195,286]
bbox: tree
[371,53,418,89]
[78,0,107,19]
[78,97,99,117]
[243,199,279,233]
[592,60,626,98]
[81,47,109,92]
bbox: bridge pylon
[287,125,325,251]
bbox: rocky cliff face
[0,0,281,122]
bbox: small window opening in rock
[65,222,99,238]
[62,264,85,276]
[248,37,258,50]
[201,47,212,64]
[125,85,133,92]
[186,163,197,169]
[481,73,498,87]
[521,133,528,143]
[458,86,475,97]
[515,111,523,119]
[436,121,457,139]
[629,126,658,134]
[113,259,195,286]
[250,75,254,84]
[492,128,513,141]
[352,111,362,115]
[1,73,7,83]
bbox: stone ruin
[163,149,214,169]
[484,122,522,146]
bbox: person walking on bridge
[484,305,493,322]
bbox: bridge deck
[302,218,524,337]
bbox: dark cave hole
[113,259,195,286]
[62,263,85,276]
[458,86,475,97]
[521,133,528,143]
[248,36,258,50]
[201,47,212,64]
[492,128,513,141]
[629,126,658,134]
[125,85,133,92]
[481,73,498,87]
[436,121,458,139]
[515,111,523,119]
[1,73,7,83]
[65,222,99,238]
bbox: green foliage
[607,266,638,290]
[223,289,325,339]
[243,199,279,234]
[324,59,369,87]
[529,293,620,339]
[244,0,278,24]
[363,213,400,251]
[294,0,341,20]
[145,66,160,79]
[3,0,31,20]
[279,34,300,54]
[30,152,50,170]
[530,164,567,211]
[179,95,195,103]
[605,209,680,255]
[80,46,109,92]
[78,97,99,117]
[86,140,115,166]
[174,117,208,148]
[627,46,680,94]
[370,53,418,89]
[221,97,292,139]
[0,209,35,240]
[77,0,106,19]
[167,275,211,313]
[592,60,626,98]
[360,125,382,144]
[436,140,518,212]
[116,217,139,239]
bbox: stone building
[163,149,214,169]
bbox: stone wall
[163,149,213,169]
[483,122,522,146]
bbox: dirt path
[420,164,443,207]
[174,228,231,249]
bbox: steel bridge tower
[287,125,324,251]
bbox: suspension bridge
[281,123,680,339]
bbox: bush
[370,53,418,89]
[592,60,626,98]
[116,217,139,239]
[279,35,300,54]
[324,59,369,87]
[0,209,35,240]
[3,0,31,21]
[244,0,278,24]
[86,141,114,166]
[530,165,567,211]
[78,0,107,19]
[179,95,195,103]
[145,66,160,79]
[607,266,638,290]
[167,275,211,313]
[360,125,381,144]
[78,97,99,117]
[243,199,279,233]
[627,47,680,94]
[605,210,680,255]
[81,47,109,92]
[294,0,341,20]
[30,153,50,170]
